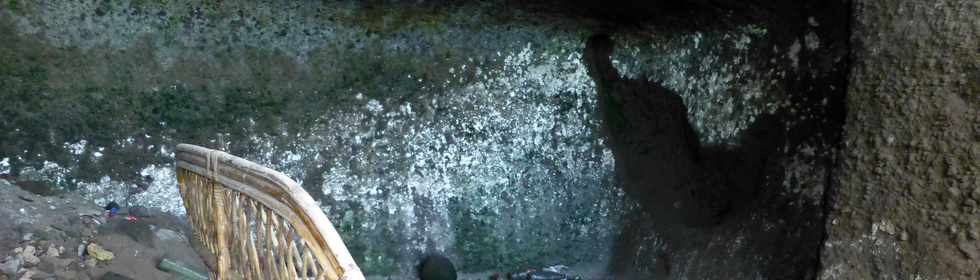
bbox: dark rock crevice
[583,34,785,227]
[579,0,850,277]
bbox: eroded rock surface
[820,1,980,279]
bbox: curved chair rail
[175,144,364,280]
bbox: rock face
[819,0,980,279]
[0,1,625,274]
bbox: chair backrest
[175,144,364,280]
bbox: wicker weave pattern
[176,144,364,280]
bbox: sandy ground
[0,178,206,280]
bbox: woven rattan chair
[175,144,364,280]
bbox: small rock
[957,242,978,260]
[0,256,22,276]
[880,221,896,235]
[965,199,978,207]
[85,243,114,262]
[20,233,32,241]
[899,231,909,241]
[44,246,59,258]
[970,230,979,240]
[20,247,34,257]
[19,247,39,266]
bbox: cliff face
[820,1,980,279]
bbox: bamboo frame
[175,144,364,280]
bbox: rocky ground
[0,178,206,280]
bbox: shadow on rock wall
[578,0,849,276]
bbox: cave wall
[0,1,626,275]
[820,0,980,279]
[3,0,973,278]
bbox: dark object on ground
[158,258,209,280]
[419,255,457,280]
[104,201,120,217]
[99,272,135,280]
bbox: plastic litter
[158,258,209,280]
[86,243,114,262]
[104,201,120,218]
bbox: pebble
[44,246,59,258]
[20,233,32,241]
